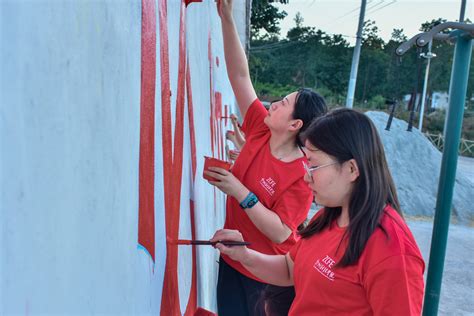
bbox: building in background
[431,91,450,110]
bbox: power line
[323,0,372,26]
[367,0,397,15]
[250,40,301,51]
[321,0,376,30]
[365,0,385,14]
[250,32,356,52]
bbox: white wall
[0,0,244,314]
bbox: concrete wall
[1,0,244,314]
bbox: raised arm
[217,0,257,118]
[211,229,294,286]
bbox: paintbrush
[176,239,250,246]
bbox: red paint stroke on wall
[185,0,202,6]
[208,32,216,157]
[224,104,228,125]
[184,20,198,316]
[194,307,217,316]
[207,32,220,218]
[159,0,186,315]
[215,92,223,160]
[187,63,197,179]
[184,201,198,316]
[138,0,156,262]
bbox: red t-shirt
[222,99,313,281]
[289,205,425,315]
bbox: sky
[274,0,472,45]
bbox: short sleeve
[241,98,269,138]
[273,179,312,231]
[289,238,303,261]
[364,254,425,316]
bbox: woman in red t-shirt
[212,109,425,315]
[204,1,328,315]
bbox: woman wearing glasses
[203,0,327,315]
[212,108,425,315]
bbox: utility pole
[459,0,466,22]
[346,0,367,108]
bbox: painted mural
[1,0,245,314]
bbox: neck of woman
[269,133,300,161]
[337,206,350,228]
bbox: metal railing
[424,132,474,156]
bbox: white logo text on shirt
[313,255,336,281]
[259,177,276,196]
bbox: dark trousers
[217,258,267,316]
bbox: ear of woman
[289,119,303,131]
[347,159,360,182]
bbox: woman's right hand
[211,229,250,263]
[229,149,240,161]
[216,0,233,22]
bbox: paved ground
[408,219,474,315]
[458,156,474,185]
[414,155,474,315]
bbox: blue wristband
[239,192,259,209]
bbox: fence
[424,132,474,157]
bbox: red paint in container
[203,156,232,181]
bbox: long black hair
[299,108,401,267]
[255,285,296,316]
[292,88,327,147]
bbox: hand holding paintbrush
[176,239,250,247]
[166,236,250,247]
[210,229,253,264]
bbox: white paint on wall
[1,0,245,314]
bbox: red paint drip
[216,56,220,67]
[138,0,156,262]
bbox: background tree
[248,4,473,112]
[250,0,287,41]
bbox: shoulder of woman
[364,209,422,262]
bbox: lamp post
[418,41,436,131]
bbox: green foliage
[365,95,387,110]
[424,110,446,134]
[420,18,448,32]
[362,20,384,49]
[248,6,474,121]
[251,0,287,40]
[253,81,298,98]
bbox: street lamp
[418,41,437,131]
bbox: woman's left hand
[204,167,248,199]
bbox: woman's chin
[263,116,270,127]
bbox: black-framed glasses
[303,161,337,181]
